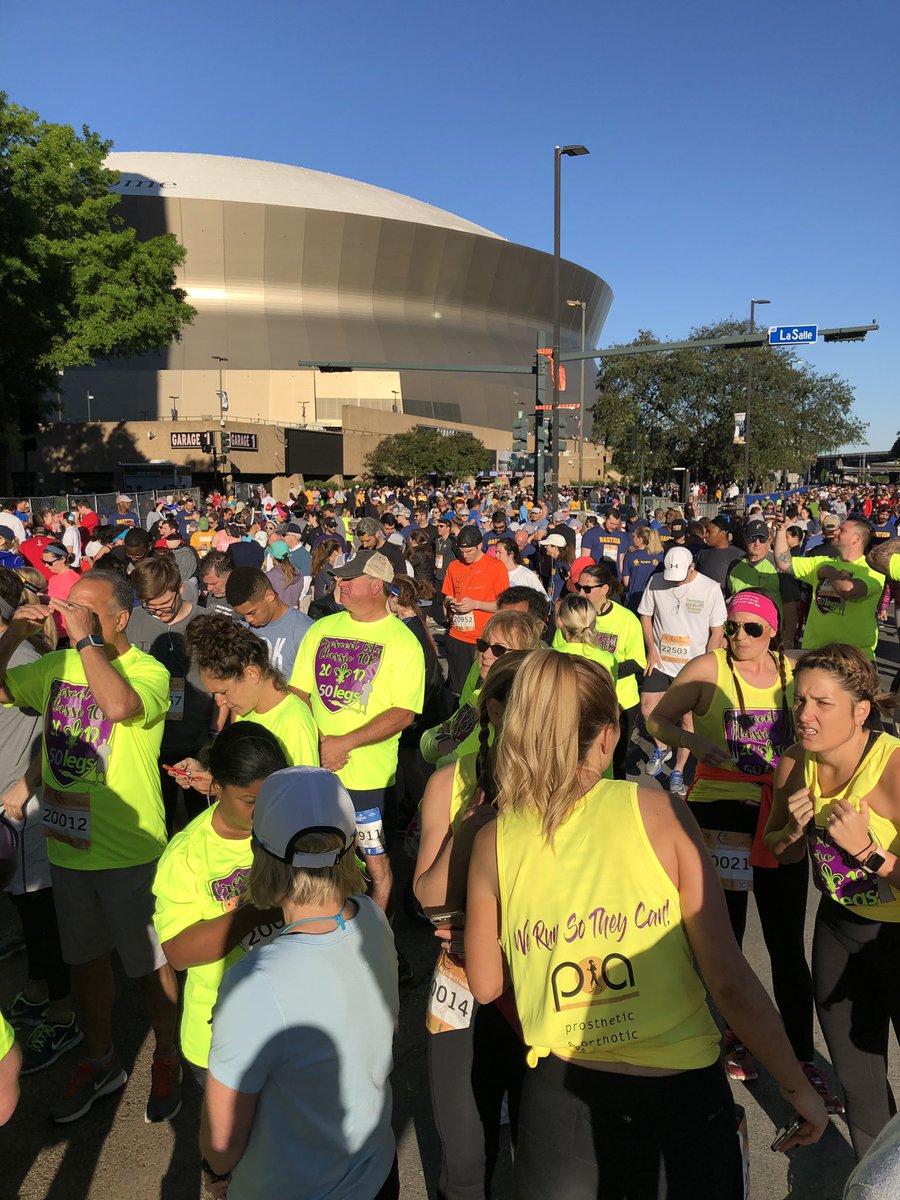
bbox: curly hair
[794,642,896,724]
[184,613,285,687]
[391,574,434,609]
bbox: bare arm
[49,598,143,722]
[705,624,724,652]
[319,707,415,773]
[0,1042,21,1126]
[463,822,508,1004]
[162,903,281,971]
[764,748,810,862]
[773,522,795,574]
[639,613,660,672]
[200,1073,259,1178]
[646,656,731,765]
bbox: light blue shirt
[209,895,399,1200]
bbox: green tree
[0,93,195,474]
[364,427,489,482]
[591,319,867,487]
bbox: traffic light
[513,409,529,453]
[536,415,552,455]
[220,430,231,455]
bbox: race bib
[240,917,286,953]
[42,786,91,850]
[659,632,691,666]
[452,611,476,632]
[426,951,475,1034]
[167,676,185,721]
[356,807,386,857]
[435,554,444,571]
[701,828,753,891]
[602,543,617,561]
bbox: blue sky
[3,0,896,451]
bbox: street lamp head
[561,145,590,158]
[566,299,586,309]
[751,298,771,305]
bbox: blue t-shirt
[208,896,399,1200]
[623,550,663,602]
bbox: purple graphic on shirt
[722,707,785,776]
[44,679,113,788]
[595,631,620,655]
[314,637,384,715]
[808,826,893,908]
[210,867,251,911]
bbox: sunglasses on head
[476,639,508,656]
[723,619,765,638]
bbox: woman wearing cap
[464,652,827,1199]
[646,591,840,1108]
[495,537,546,594]
[0,528,24,571]
[415,653,529,1200]
[265,539,308,610]
[765,645,900,1160]
[310,537,343,612]
[539,534,574,604]
[153,723,288,1087]
[201,766,401,1199]
[553,562,645,780]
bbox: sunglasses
[723,619,766,638]
[747,536,769,545]
[575,582,603,593]
[476,639,509,657]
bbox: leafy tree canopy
[0,93,195,455]
[364,426,490,482]
[590,319,867,487]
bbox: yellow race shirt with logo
[727,557,783,612]
[805,733,900,921]
[236,693,319,767]
[153,805,284,1067]
[691,648,793,803]
[792,555,884,659]
[290,611,425,789]
[6,646,169,870]
[496,779,720,1069]
[550,635,618,679]
[553,602,645,710]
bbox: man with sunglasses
[128,555,219,835]
[726,519,799,645]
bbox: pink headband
[726,590,779,632]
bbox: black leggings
[812,898,900,1158]
[515,1056,743,1200]
[427,1000,526,1199]
[689,798,814,1061]
[612,704,638,780]
[9,888,70,1002]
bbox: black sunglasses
[575,582,603,592]
[746,536,769,545]
[723,619,765,638]
[476,639,509,656]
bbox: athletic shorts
[641,668,674,694]
[346,787,389,858]
[49,861,168,977]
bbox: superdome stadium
[61,152,613,437]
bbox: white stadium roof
[106,152,502,240]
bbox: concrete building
[32,152,612,490]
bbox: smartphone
[770,1115,803,1152]
[423,907,465,928]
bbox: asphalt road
[2,630,899,1198]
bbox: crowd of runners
[2,478,900,1197]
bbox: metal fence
[19,489,205,526]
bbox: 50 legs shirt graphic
[42,679,113,849]
[314,637,384,714]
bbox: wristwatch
[861,847,887,875]
[75,635,104,652]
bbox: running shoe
[669,770,687,798]
[51,1054,128,1124]
[802,1061,845,1115]
[20,1016,83,1075]
[145,1055,183,1123]
[723,1032,758,1082]
[644,747,672,778]
[4,991,48,1027]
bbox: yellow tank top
[496,780,720,1070]
[448,752,480,833]
[691,649,793,804]
[805,733,900,921]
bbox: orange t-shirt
[442,553,509,644]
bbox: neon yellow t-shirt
[0,1013,14,1060]
[553,638,618,677]
[727,557,783,612]
[552,601,645,710]
[153,805,283,1068]
[6,646,169,870]
[236,694,320,767]
[792,555,884,659]
[290,610,425,789]
[889,556,900,583]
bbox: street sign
[768,324,818,346]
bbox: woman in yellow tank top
[647,591,840,1107]
[466,651,826,1200]
[414,651,533,1199]
[766,643,900,1161]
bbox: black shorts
[641,669,673,694]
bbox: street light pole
[552,144,589,513]
[567,299,587,500]
[743,298,770,506]
[212,355,228,428]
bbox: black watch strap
[200,1157,231,1182]
[75,635,104,652]
[862,848,887,875]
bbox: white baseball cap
[544,533,568,548]
[663,545,694,582]
[252,767,358,868]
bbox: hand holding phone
[770,1116,803,1153]
[424,907,465,929]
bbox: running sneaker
[723,1032,759,1082]
[20,1016,83,1075]
[145,1055,183,1123]
[644,747,672,778]
[51,1054,128,1124]
[802,1061,845,1115]
[669,770,687,798]
[4,991,48,1027]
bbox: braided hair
[473,650,534,806]
[724,618,793,752]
